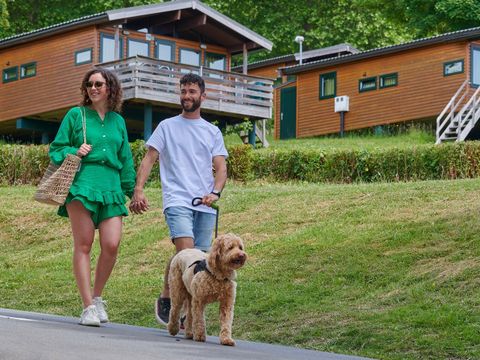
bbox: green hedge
[2,141,480,185]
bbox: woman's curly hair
[80,68,123,112]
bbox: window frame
[127,38,150,58]
[443,59,464,77]
[205,51,227,71]
[74,48,93,66]
[100,33,123,63]
[2,66,18,83]
[179,47,201,66]
[155,39,176,62]
[359,76,377,92]
[20,62,37,79]
[319,71,336,100]
[379,72,398,89]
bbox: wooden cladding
[275,41,471,138]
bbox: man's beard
[181,97,201,112]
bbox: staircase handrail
[457,86,480,132]
[436,79,469,142]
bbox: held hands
[129,189,149,214]
[76,143,92,157]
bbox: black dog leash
[192,197,219,239]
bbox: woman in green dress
[49,68,135,326]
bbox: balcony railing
[102,55,273,119]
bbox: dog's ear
[208,235,224,271]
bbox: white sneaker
[79,305,100,326]
[93,297,109,323]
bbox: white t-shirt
[146,114,228,214]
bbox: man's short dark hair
[179,73,205,93]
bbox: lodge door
[472,44,480,87]
[280,86,296,139]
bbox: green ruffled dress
[49,106,136,227]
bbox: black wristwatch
[211,190,221,198]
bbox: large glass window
[319,72,336,99]
[180,48,200,66]
[471,46,480,87]
[155,40,175,62]
[75,48,92,65]
[100,33,123,62]
[2,66,18,83]
[205,52,226,71]
[127,39,150,57]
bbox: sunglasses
[86,81,106,89]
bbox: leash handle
[192,196,219,238]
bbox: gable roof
[0,0,272,54]
[281,26,480,75]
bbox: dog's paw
[168,322,179,336]
[193,333,206,342]
[220,337,235,346]
[185,331,193,339]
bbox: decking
[103,55,273,120]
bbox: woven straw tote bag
[34,107,86,206]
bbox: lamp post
[294,35,304,65]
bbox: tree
[0,0,9,36]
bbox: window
[319,72,336,99]
[100,33,123,63]
[75,48,92,65]
[20,62,36,79]
[379,73,398,88]
[473,46,480,87]
[127,38,150,57]
[155,40,175,62]
[205,52,226,71]
[179,48,200,66]
[2,66,18,83]
[444,60,464,76]
[359,77,377,92]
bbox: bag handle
[81,106,87,144]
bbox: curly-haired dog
[167,233,247,346]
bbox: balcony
[103,55,273,120]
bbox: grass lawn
[224,128,436,151]
[1,178,479,360]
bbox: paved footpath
[0,308,374,360]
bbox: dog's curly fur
[167,233,247,346]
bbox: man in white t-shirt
[130,73,228,326]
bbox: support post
[248,120,256,148]
[242,43,248,75]
[340,111,345,138]
[41,132,49,144]
[144,103,152,141]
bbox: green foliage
[3,141,480,186]
[226,144,255,182]
[0,0,8,31]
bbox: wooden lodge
[244,28,480,143]
[0,0,273,144]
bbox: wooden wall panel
[0,27,97,123]
[276,41,471,138]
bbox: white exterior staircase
[436,80,480,144]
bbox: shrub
[2,141,480,185]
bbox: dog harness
[189,259,211,275]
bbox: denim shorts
[164,206,216,251]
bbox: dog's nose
[238,252,246,261]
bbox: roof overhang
[0,0,272,54]
[281,27,480,75]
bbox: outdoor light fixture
[295,35,304,65]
